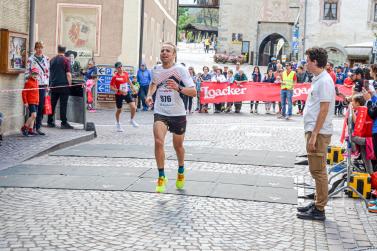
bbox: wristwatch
[178,86,183,93]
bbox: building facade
[218,0,377,66]
[305,0,377,66]
[35,0,177,69]
[0,0,177,134]
[217,0,302,66]
[0,0,30,135]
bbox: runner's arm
[147,82,157,97]
[180,86,197,97]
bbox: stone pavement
[0,126,95,171]
[1,107,377,250]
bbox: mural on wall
[260,0,290,21]
[57,4,101,56]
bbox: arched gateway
[258,33,290,66]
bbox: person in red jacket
[21,67,40,136]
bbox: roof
[182,23,218,32]
[344,41,372,48]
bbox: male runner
[145,42,197,193]
[110,61,139,132]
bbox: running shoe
[368,200,377,207]
[368,205,377,213]
[176,173,185,189]
[156,176,167,193]
[116,123,124,132]
[130,119,139,128]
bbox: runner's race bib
[119,83,128,92]
[159,89,174,107]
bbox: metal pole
[138,0,145,68]
[302,0,308,59]
[29,0,36,56]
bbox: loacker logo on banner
[199,82,352,104]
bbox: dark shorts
[154,114,187,135]
[28,104,37,114]
[115,94,135,109]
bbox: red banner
[200,82,353,104]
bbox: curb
[27,131,96,161]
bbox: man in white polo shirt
[297,47,335,221]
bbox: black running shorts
[154,113,187,135]
[115,94,134,109]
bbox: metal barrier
[53,80,87,129]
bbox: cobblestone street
[1,108,377,251]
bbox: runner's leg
[173,132,185,189]
[154,121,169,171]
[173,133,185,166]
[154,121,169,192]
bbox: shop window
[323,2,337,20]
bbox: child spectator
[351,94,374,174]
[85,74,97,112]
[131,75,140,110]
[21,67,40,136]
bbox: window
[323,2,337,20]
[374,3,377,22]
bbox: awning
[344,42,372,58]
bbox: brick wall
[0,0,29,135]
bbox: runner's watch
[178,86,183,93]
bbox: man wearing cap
[137,63,151,111]
[268,57,277,72]
[110,61,139,132]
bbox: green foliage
[178,7,195,33]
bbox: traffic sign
[96,64,134,95]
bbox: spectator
[85,74,97,112]
[343,62,350,75]
[47,45,73,129]
[185,66,196,114]
[351,94,374,174]
[225,69,235,113]
[296,65,308,115]
[199,66,212,113]
[25,41,50,135]
[82,59,97,81]
[279,62,297,120]
[297,47,335,221]
[250,66,262,113]
[325,62,336,84]
[263,69,276,114]
[21,67,40,136]
[335,66,345,85]
[267,57,277,72]
[211,68,226,113]
[223,66,229,78]
[233,69,248,113]
[204,38,211,53]
[137,63,151,111]
[131,75,140,111]
[65,50,81,79]
[344,71,355,87]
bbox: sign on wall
[96,64,135,102]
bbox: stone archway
[325,47,346,67]
[258,33,290,66]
